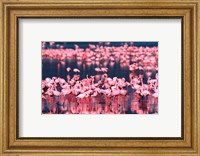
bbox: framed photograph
[0,0,199,155]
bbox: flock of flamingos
[42,42,158,114]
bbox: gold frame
[0,0,199,155]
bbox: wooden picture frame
[0,0,199,155]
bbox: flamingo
[101,67,108,73]
[66,67,71,72]
[73,68,80,73]
[95,67,101,73]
